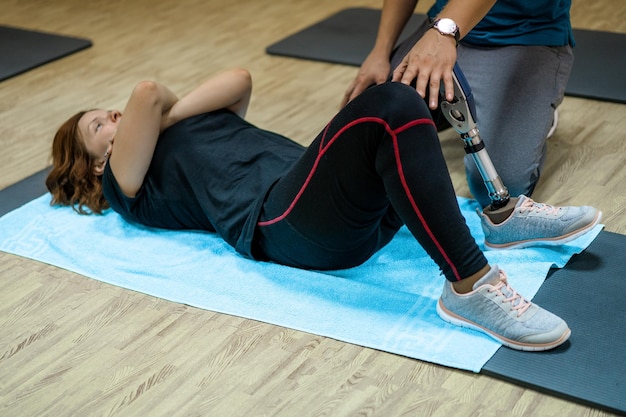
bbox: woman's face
[78,110,121,174]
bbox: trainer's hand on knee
[341,53,391,107]
[391,30,457,110]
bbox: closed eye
[89,117,103,134]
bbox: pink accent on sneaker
[488,271,531,317]
[518,198,560,217]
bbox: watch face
[437,18,457,35]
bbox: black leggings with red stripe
[255,82,487,282]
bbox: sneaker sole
[484,210,602,250]
[436,299,571,352]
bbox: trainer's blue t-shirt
[102,110,305,259]
[428,0,574,47]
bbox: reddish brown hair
[45,111,109,214]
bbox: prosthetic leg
[440,63,515,215]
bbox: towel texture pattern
[0,194,602,372]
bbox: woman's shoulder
[101,162,139,218]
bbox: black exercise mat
[266,8,427,68]
[0,25,92,82]
[266,8,626,104]
[1,169,625,415]
[484,230,626,415]
[565,29,626,104]
[0,168,49,217]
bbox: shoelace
[488,271,531,316]
[518,197,561,216]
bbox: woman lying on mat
[47,68,600,351]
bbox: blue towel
[0,194,602,372]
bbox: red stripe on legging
[257,116,461,281]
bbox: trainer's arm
[392,0,496,108]
[342,0,417,106]
[372,0,419,60]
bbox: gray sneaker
[480,195,602,250]
[437,265,571,351]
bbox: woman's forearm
[160,68,252,130]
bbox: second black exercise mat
[483,230,626,415]
[0,25,92,82]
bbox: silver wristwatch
[430,18,460,46]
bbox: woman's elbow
[231,68,252,89]
[131,81,163,107]
[134,80,160,94]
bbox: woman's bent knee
[356,82,432,122]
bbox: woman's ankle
[452,264,491,294]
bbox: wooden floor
[1,0,624,416]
